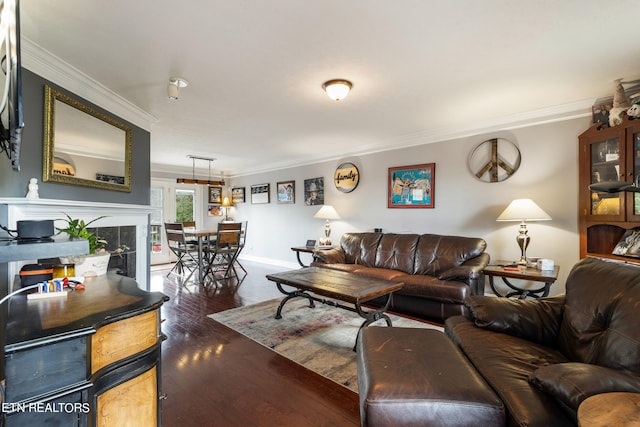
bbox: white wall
[218,116,591,296]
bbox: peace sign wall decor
[468,138,521,183]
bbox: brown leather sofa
[311,232,489,321]
[444,257,640,426]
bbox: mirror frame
[42,85,133,192]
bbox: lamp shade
[221,196,233,207]
[322,80,352,101]
[314,205,340,220]
[496,199,551,221]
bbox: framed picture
[208,205,223,216]
[304,177,324,206]
[231,187,245,203]
[612,228,640,258]
[251,183,270,204]
[388,163,435,208]
[277,180,295,204]
[208,186,222,204]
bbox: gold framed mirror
[43,85,132,192]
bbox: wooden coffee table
[266,267,404,349]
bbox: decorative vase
[60,252,111,277]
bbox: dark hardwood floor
[151,260,361,427]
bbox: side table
[291,246,335,267]
[578,392,640,426]
[291,246,316,267]
[483,261,560,299]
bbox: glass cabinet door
[633,131,640,217]
[589,137,621,216]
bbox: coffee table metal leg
[353,293,394,351]
[274,282,315,319]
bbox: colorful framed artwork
[231,187,245,203]
[304,177,324,206]
[208,186,222,204]
[388,163,435,208]
[277,180,295,204]
[208,205,222,216]
[251,183,270,204]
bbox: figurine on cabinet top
[609,79,631,127]
[627,101,640,120]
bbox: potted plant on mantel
[56,214,111,277]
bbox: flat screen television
[0,0,23,172]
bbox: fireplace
[0,198,153,290]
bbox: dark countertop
[5,273,168,350]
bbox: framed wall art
[304,177,324,206]
[208,205,223,216]
[208,186,222,204]
[277,180,295,204]
[388,163,435,208]
[251,183,270,204]
[231,187,245,203]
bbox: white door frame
[150,179,204,265]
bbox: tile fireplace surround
[0,198,154,290]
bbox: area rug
[208,298,443,393]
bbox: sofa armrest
[465,294,565,346]
[312,247,346,264]
[529,362,640,411]
[438,253,490,295]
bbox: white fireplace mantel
[0,198,155,290]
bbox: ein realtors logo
[2,401,91,414]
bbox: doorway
[150,180,201,265]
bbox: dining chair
[164,222,200,283]
[181,221,200,246]
[234,221,248,275]
[203,222,242,285]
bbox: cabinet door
[627,126,640,221]
[96,367,157,427]
[581,131,626,221]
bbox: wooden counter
[3,273,168,426]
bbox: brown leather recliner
[446,257,640,426]
[312,232,489,321]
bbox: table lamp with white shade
[314,205,340,246]
[496,199,551,265]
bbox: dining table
[183,228,217,283]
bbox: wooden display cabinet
[579,116,640,262]
[2,271,168,426]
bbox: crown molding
[388,98,594,149]
[21,36,157,131]
[225,99,594,178]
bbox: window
[176,188,195,222]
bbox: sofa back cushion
[374,233,419,274]
[559,257,640,375]
[340,233,383,267]
[413,234,487,276]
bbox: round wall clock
[334,162,360,193]
[468,138,521,183]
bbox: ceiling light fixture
[168,78,189,100]
[322,79,352,101]
[176,155,224,186]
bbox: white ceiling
[19,0,640,177]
